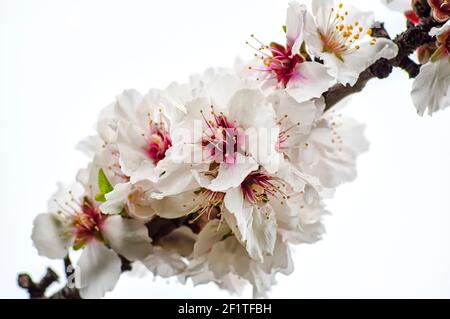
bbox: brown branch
[18,268,59,299]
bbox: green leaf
[98,168,113,195]
[282,25,287,33]
[95,193,107,203]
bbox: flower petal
[286,1,307,53]
[193,220,231,257]
[140,247,187,277]
[76,240,122,299]
[286,62,335,102]
[31,213,72,259]
[117,121,158,183]
[207,155,258,192]
[100,182,132,215]
[102,215,152,261]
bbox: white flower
[114,89,184,184]
[247,1,335,103]
[158,72,281,199]
[31,182,152,299]
[412,21,450,115]
[305,0,399,86]
[184,220,293,298]
[288,110,369,188]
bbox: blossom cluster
[31,0,449,298]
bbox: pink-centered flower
[70,197,105,248]
[114,89,183,184]
[247,2,334,103]
[31,182,153,299]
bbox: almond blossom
[247,2,335,103]
[31,180,152,298]
[305,0,399,86]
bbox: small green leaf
[282,25,287,33]
[95,193,107,203]
[98,168,113,195]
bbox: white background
[1,0,450,298]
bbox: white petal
[102,215,152,261]
[31,213,72,259]
[412,58,450,116]
[47,182,84,214]
[76,135,103,158]
[271,91,324,135]
[430,21,450,37]
[224,187,277,261]
[152,160,200,199]
[140,247,187,277]
[207,155,258,192]
[311,0,334,29]
[227,89,275,129]
[157,226,197,257]
[245,205,277,262]
[224,187,250,237]
[117,121,158,183]
[286,62,335,102]
[286,1,307,53]
[152,190,197,219]
[323,38,398,86]
[193,220,231,257]
[114,89,144,126]
[76,240,122,299]
[100,182,132,215]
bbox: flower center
[146,115,172,165]
[247,35,305,87]
[72,198,105,248]
[264,43,304,87]
[184,188,226,232]
[241,170,286,206]
[320,3,376,61]
[200,106,245,165]
[55,195,105,249]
